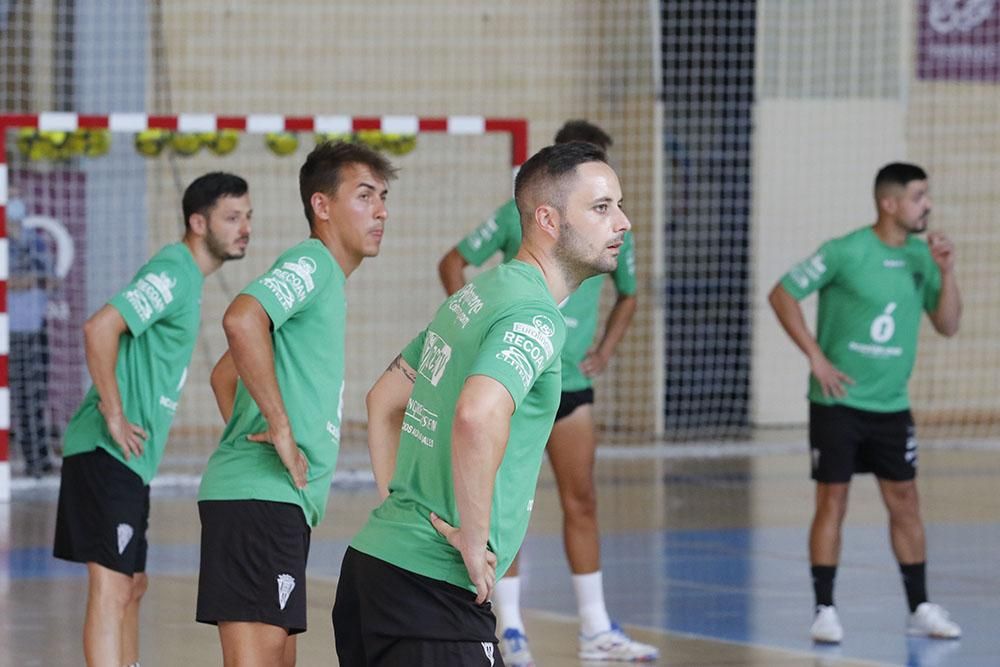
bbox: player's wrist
[265,413,292,433]
[98,400,124,419]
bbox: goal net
[3,1,997,505]
[0,113,525,496]
[749,0,1000,444]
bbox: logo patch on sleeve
[418,331,452,386]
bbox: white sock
[573,570,612,636]
[493,576,525,633]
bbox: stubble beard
[206,231,246,262]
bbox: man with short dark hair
[333,140,633,666]
[437,120,651,664]
[53,172,252,667]
[769,162,962,644]
[196,142,396,666]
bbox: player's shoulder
[148,241,188,265]
[142,243,200,284]
[273,238,342,292]
[903,233,932,255]
[278,238,338,273]
[821,225,874,260]
[474,261,556,306]
[832,225,872,246]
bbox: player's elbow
[767,284,788,312]
[365,383,385,417]
[436,253,451,279]
[453,397,504,441]
[452,397,483,435]
[438,248,468,293]
[221,301,259,344]
[209,362,231,395]
[935,318,960,338]
[82,315,100,346]
[82,308,116,349]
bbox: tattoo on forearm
[387,355,416,383]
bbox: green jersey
[62,243,204,484]
[198,240,347,527]
[456,198,637,391]
[780,226,942,412]
[351,260,567,591]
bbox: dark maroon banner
[918,0,1000,81]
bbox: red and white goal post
[0,112,529,501]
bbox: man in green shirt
[769,162,962,644]
[196,142,396,665]
[438,120,651,664]
[53,172,252,667]
[333,140,632,666]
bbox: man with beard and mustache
[769,162,963,644]
[437,120,652,665]
[53,172,253,667]
[196,142,396,666]
[332,141,633,666]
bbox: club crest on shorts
[116,523,134,555]
[277,573,296,610]
[481,641,495,665]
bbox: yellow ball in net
[266,132,299,156]
[135,130,171,157]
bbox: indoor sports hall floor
[3,436,998,666]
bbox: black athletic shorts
[53,448,150,576]
[332,547,504,666]
[196,500,311,635]
[555,387,595,422]
[809,402,917,483]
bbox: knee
[885,486,921,521]
[130,574,149,605]
[562,483,598,520]
[815,488,850,522]
[91,574,134,613]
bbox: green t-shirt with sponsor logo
[780,226,942,412]
[456,198,637,391]
[198,239,347,527]
[351,260,567,591]
[62,243,204,484]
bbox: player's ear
[876,185,899,216]
[533,204,560,240]
[310,192,330,223]
[187,212,208,236]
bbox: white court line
[524,609,893,667]
[11,438,1000,494]
[596,437,1000,460]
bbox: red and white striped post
[0,112,529,500]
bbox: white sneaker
[907,602,962,639]
[499,627,535,667]
[810,605,844,644]
[578,621,659,662]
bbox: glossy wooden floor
[4,440,998,666]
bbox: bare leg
[546,404,600,574]
[810,482,850,565]
[505,551,520,577]
[877,478,926,563]
[83,562,133,667]
[120,572,148,666]
[218,621,293,667]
